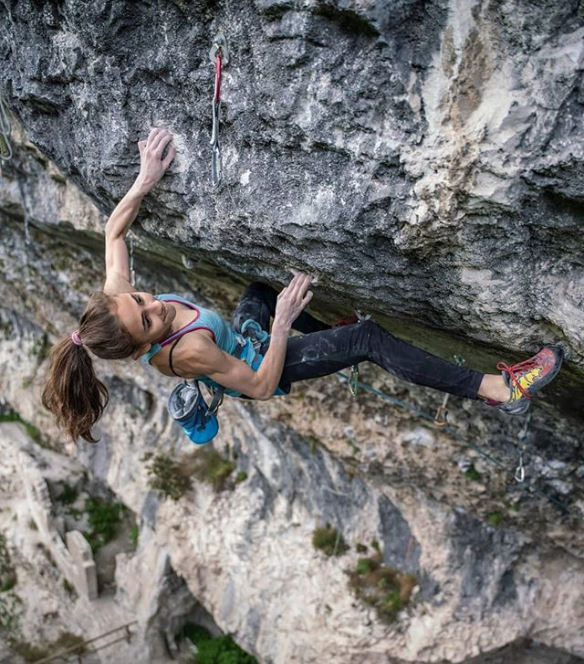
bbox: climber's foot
[485,345,564,415]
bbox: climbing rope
[336,370,570,515]
[0,92,12,162]
[209,32,229,188]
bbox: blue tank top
[140,293,285,397]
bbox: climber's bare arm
[169,333,287,401]
[168,274,313,399]
[103,127,175,295]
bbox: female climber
[42,127,564,442]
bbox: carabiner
[209,32,229,66]
[514,451,525,483]
[349,364,359,396]
[434,393,450,427]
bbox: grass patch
[179,623,258,664]
[0,534,17,592]
[82,497,127,554]
[235,471,248,484]
[189,448,235,492]
[312,525,349,557]
[486,511,504,526]
[129,524,139,549]
[0,412,46,448]
[349,552,417,623]
[63,578,77,599]
[58,482,78,506]
[143,451,193,501]
[29,333,50,363]
[463,463,482,481]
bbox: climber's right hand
[136,127,176,191]
[273,272,313,331]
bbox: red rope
[214,53,222,103]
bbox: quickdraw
[0,93,12,162]
[514,411,531,483]
[433,354,467,427]
[336,370,569,515]
[209,32,229,188]
[347,310,370,397]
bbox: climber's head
[41,291,142,443]
[110,291,176,356]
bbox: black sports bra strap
[168,338,185,378]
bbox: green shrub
[486,511,504,526]
[63,578,77,599]
[82,497,126,553]
[190,449,235,492]
[0,412,46,447]
[312,525,349,557]
[235,471,248,484]
[463,463,481,481]
[0,534,17,592]
[129,524,139,549]
[143,451,193,501]
[349,552,417,623]
[0,591,23,642]
[58,483,78,505]
[179,623,258,664]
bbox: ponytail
[42,337,109,443]
[42,291,139,443]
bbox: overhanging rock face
[1,3,584,661]
[2,0,583,373]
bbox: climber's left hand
[135,126,176,191]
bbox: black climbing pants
[231,282,484,399]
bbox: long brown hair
[42,291,139,443]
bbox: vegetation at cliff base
[179,623,258,664]
[82,496,127,553]
[349,551,417,622]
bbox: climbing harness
[336,370,570,515]
[209,32,229,188]
[241,318,270,351]
[433,354,466,427]
[346,311,371,397]
[0,93,12,162]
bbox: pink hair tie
[71,330,83,347]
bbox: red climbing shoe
[486,345,564,415]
